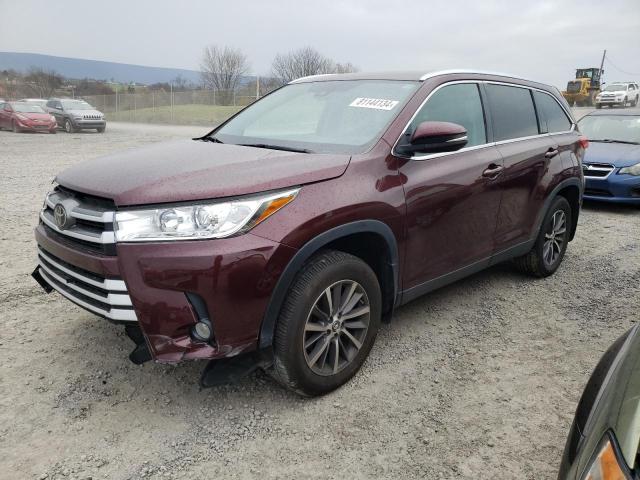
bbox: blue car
[578,109,640,205]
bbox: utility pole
[256,75,260,100]
[598,49,606,85]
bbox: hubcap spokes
[303,280,370,376]
[543,210,567,266]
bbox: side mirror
[398,121,468,155]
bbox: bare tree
[200,45,249,105]
[334,62,359,74]
[24,67,63,98]
[271,47,359,84]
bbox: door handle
[482,163,504,178]
[545,148,559,159]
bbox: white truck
[595,82,640,108]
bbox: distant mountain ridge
[0,52,203,84]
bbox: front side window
[213,80,420,154]
[408,83,487,148]
[533,91,572,133]
[485,84,539,141]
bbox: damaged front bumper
[33,223,297,365]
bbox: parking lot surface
[0,120,638,479]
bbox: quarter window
[409,83,487,148]
[485,84,539,141]
[533,91,572,133]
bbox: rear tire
[271,250,382,396]
[514,196,572,278]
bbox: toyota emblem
[54,204,68,229]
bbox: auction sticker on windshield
[349,97,399,110]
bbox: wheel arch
[533,178,581,243]
[258,220,400,349]
[555,181,582,241]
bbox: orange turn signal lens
[584,438,629,480]
[251,191,297,227]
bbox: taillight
[579,136,589,149]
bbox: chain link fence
[81,90,261,126]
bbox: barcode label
[349,97,399,111]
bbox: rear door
[397,82,503,294]
[485,83,558,250]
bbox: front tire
[271,250,382,396]
[514,196,571,278]
[12,121,21,133]
[64,119,75,133]
[97,126,105,133]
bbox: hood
[19,112,53,121]
[67,109,103,118]
[599,88,626,96]
[583,141,640,168]
[56,139,351,206]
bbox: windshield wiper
[589,139,640,145]
[239,143,313,154]
[200,136,224,144]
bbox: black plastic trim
[258,220,399,349]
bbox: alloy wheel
[543,210,567,267]
[302,280,370,376]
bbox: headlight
[114,188,299,242]
[619,163,640,176]
[582,434,631,480]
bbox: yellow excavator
[562,67,603,107]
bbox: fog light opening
[192,319,213,343]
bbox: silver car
[46,98,106,133]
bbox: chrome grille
[36,246,136,322]
[40,187,116,250]
[583,163,615,178]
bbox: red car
[32,71,585,395]
[0,101,57,133]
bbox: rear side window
[410,83,487,147]
[533,91,572,133]
[485,84,539,141]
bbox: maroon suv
[33,71,585,396]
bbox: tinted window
[533,91,572,133]
[485,84,539,141]
[410,83,486,147]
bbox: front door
[397,82,503,295]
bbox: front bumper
[34,223,297,363]
[584,172,640,204]
[17,120,57,131]
[72,119,106,129]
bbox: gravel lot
[1,118,638,480]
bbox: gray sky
[1,0,639,88]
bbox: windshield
[61,100,94,110]
[11,103,45,113]
[578,115,640,144]
[603,84,626,92]
[212,80,420,154]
